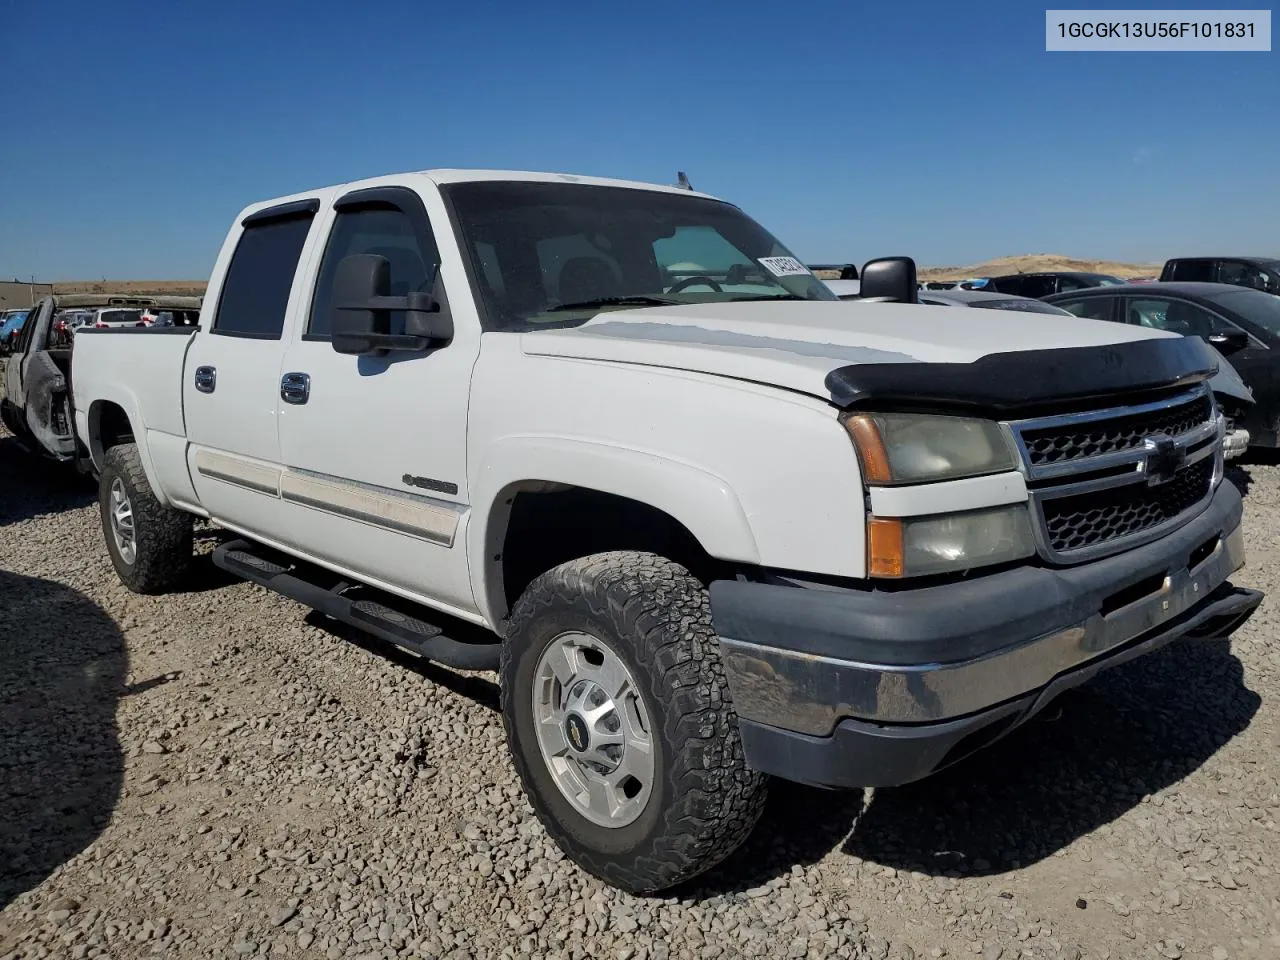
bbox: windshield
[1095,276,1127,286]
[969,298,1074,315]
[1210,288,1280,335]
[99,309,142,324]
[443,181,836,331]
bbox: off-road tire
[501,551,767,894]
[99,443,192,594]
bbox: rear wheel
[501,551,767,893]
[99,443,192,593]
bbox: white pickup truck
[72,169,1263,893]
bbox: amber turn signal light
[842,414,892,484]
[867,517,904,578]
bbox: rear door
[182,199,320,540]
[273,184,480,613]
[3,299,52,417]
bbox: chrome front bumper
[718,524,1246,735]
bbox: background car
[0,310,29,355]
[1160,256,1280,296]
[916,288,1078,314]
[985,271,1128,298]
[907,288,1255,459]
[1045,281,1280,451]
[90,308,145,329]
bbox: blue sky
[1,0,1276,280]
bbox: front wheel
[501,551,767,893]
[99,443,193,594]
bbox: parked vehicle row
[58,168,1260,895]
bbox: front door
[183,203,318,541]
[274,186,480,615]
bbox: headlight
[842,412,1017,484]
[868,504,1036,578]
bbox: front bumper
[710,480,1261,788]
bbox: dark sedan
[1045,282,1280,448]
[986,271,1128,299]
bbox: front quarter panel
[466,336,867,623]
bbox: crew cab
[1,294,201,461]
[71,170,1262,894]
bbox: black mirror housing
[1207,329,1249,356]
[330,254,453,356]
[859,257,919,303]
[331,254,390,355]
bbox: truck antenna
[675,171,693,191]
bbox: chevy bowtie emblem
[1142,434,1185,486]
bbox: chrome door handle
[194,366,216,394]
[280,372,310,405]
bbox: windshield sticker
[758,256,812,278]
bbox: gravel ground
[1,418,1278,960]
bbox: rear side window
[1168,259,1214,282]
[213,213,314,339]
[1056,297,1114,322]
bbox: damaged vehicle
[72,170,1261,894]
[1,294,202,464]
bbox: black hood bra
[825,335,1220,415]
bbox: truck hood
[520,301,1178,401]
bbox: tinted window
[213,214,314,339]
[1168,259,1214,282]
[1125,298,1233,338]
[1057,297,1115,322]
[1015,276,1058,298]
[308,206,439,339]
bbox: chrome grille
[1007,384,1222,564]
[1020,394,1212,467]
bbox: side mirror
[859,257,918,303]
[330,253,452,356]
[1207,329,1249,356]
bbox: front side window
[308,206,440,339]
[1217,260,1272,292]
[443,181,835,331]
[213,213,314,339]
[1125,297,1234,338]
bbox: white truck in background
[71,169,1262,893]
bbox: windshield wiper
[546,295,684,313]
[729,293,809,302]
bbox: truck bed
[71,327,197,443]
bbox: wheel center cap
[564,712,590,754]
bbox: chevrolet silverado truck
[70,170,1263,893]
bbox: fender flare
[85,392,172,508]
[469,435,761,627]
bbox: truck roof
[235,169,724,223]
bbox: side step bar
[212,539,501,671]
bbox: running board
[212,539,500,671]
